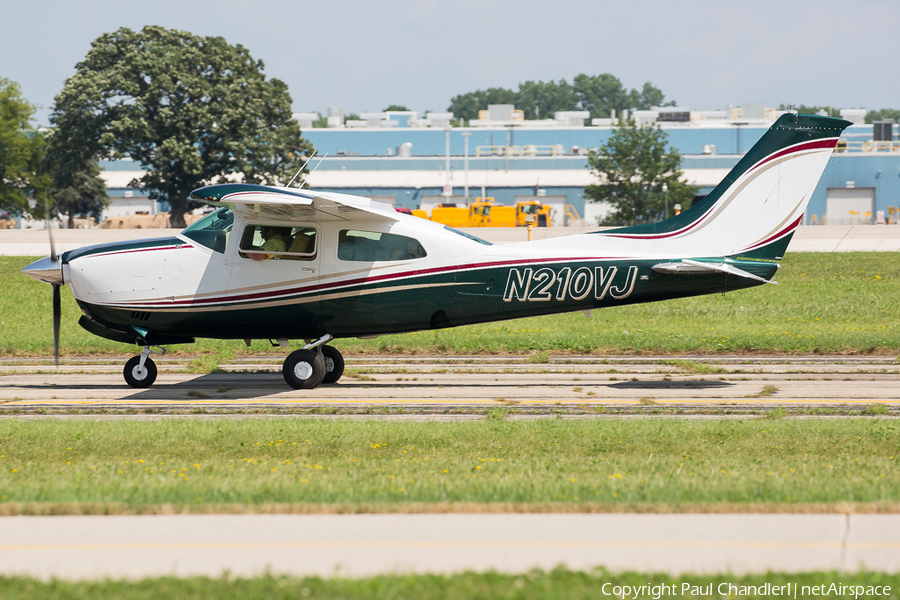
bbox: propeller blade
[52,284,61,367]
[48,222,58,262]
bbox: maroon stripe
[224,190,315,201]
[603,204,717,240]
[740,214,803,252]
[747,138,838,175]
[116,255,622,308]
[88,244,187,259]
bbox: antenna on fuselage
[286,151,317,188]
[298,153,328,189]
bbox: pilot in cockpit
[251,226,290,261]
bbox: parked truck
[469,198,515,227]
[410,198,550,228]
[515,200,553,227]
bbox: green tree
[632,82,671,111]
[778,104,840,117]
[516,79,578,120]
[50,26,314,227]
[447,75,671,123]
[573,74,632,119]
[865,108,900,123]
[585,119,696,226]
[383,104,410,112]
[448,87,518,122]
[0,78,47,217]
[45,157,109,228]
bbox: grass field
[2,253,898,358]
[1,418,897,514]
[2,569,898,600]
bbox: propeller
[47,214,61,367]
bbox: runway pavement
[1,356,898,411]
[1,513,898,579]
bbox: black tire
[321,345,345,384]
[124,355,157,388]
[283,349,325,389]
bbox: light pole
[462,131,470,201]
[444,127,451,199]
[662,183,669,220]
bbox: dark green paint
[595,113,851,247]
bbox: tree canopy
[865,108,900,123]
[50,26,314,227]
[585,119,696,226]
[0,78,46,217]
[43,150,109,228]
[448,74,671,123]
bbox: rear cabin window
[338,229,426,262]
[239,225,317,260]
[181,208,233,253]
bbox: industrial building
[95,103,899,227]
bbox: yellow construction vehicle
[516,200,553,227]
[429,203,470,228]
[469,197,515,227]
[412,198,516,228]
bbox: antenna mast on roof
[287,151,316,188]
[298,153,328,188]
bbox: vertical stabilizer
[596,113,851,259]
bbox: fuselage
[59,208,770,345]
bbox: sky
[3,0,898,126]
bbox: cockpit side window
[181,208,233,253]
[239,225,317,261]
[338,229,427,262]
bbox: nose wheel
[124,355,157,388]
[123,346,164,388]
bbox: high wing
[189,183,399,222]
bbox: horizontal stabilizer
[652,259,778,285]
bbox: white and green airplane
[24,113,850,389]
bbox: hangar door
[826,188,875,225]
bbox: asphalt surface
[1,356,898,411]
[2,513,899,579]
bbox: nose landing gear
[123,346,163,388]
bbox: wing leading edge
[189,184,399,222]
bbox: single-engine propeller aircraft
[24,113,850,389]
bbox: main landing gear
[282,335,344,390]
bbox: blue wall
[808,154,900,222]
[302,126,770,158]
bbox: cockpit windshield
[181,208,233,253]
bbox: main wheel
[321,345,345,384]
[283,349,325,389]
[124,356,157,388]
